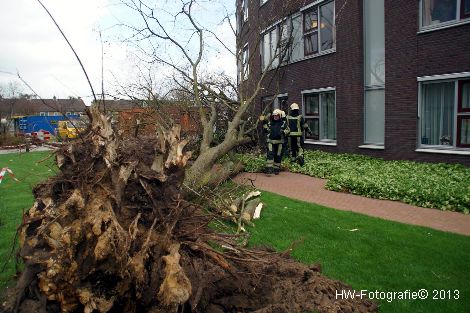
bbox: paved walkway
[234,172,470,236]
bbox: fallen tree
[1,107,377,313]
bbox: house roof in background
[0,98,86,116]
[94,100,141,112]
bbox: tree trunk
[185,135,239,188]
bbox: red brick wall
[118,107,202,138]
[239,0,470,166]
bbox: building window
[236,11,240,34]
[459,80,470,112]
[290,14,303,61]
[303,1,335,57]
[319,1,335,51]
[261,18,300,70]
[303,91,336,142]
[419,79,470,148]
[261,96,274,116]
[259,2,334,69]
[303,8,318,55]
[237,44,249,82]
[39,112,46,116]
[364,89,385,144]
[242,0,248,22]
[458,116,470,147]
[279,20,292,63]
[261,27,279,70]
[421,0,469,29]
[260,94,288,113]
[241,45,249,80]
[364,0,385,145]
[463,0,470,18]
[272,94,288,111]
[420,82,454,146]
[458,80,470,147]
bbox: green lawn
[0,151,56,289]
[249,192,470,313]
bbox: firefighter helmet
[272,109,282,116]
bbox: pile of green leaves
[229,151,470,213]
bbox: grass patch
[0,151,56,289]
[1,151,468,313]
[249,192,470,313]
[226,151,470,212]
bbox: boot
[274,167,281,175]
[265,167,274,175]
[298,156,305,166]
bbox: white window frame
[39,112,46,116]
[302,0,336,58]
[363,0,385,146]
[241,44,250,80]
[260,0,269,7]
[260,27,279,71]
[302,87,337,144]
[417,73,470,151]
[260,17,296,71]
[419,0,470,32]
[259,2,336,71]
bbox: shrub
[231,151,470,213]
[0,134,25,147]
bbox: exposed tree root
[1,107,377,313]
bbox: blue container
[17,115,80,134]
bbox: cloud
[0,0,237,103]
[0,0,121,104]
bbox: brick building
[237,0,470,165]
[0,97,86,118]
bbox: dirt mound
[1,107,377,313]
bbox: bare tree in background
[118,0,292,187]
[0,81,36,138]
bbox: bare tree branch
[36,0,97,105]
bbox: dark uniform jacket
[287,110,309,136]
[263,117,289,144]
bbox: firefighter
[286,102,311,166]
[260,109,289,175]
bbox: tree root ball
[1,107,377,313]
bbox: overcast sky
[0,0,236,104]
